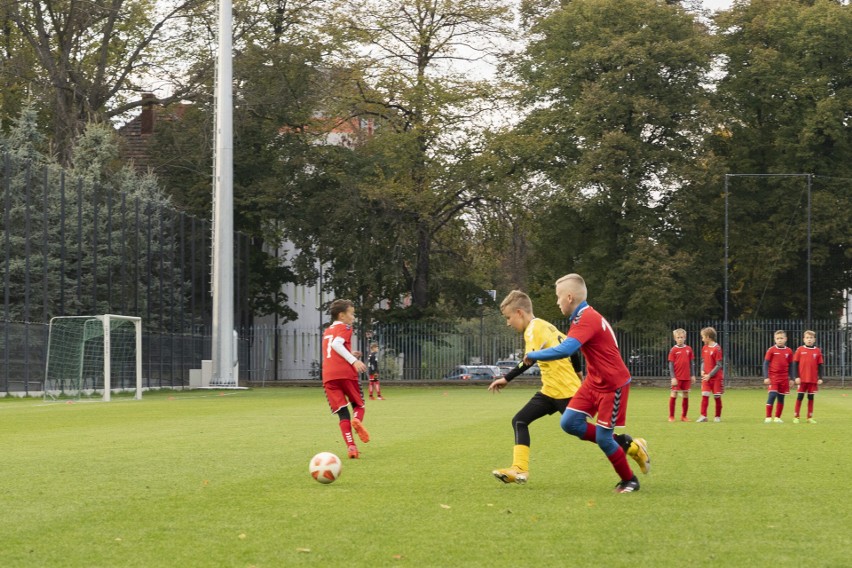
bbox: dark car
[442,365,503,381]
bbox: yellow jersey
[525,318,581,399]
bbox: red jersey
[764,345,793,381]
[668,344,694,381]
[793,345,823,383]
[701,343,723,379]
[567,304,631,391]
[321,321,358,383]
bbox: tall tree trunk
[412,221,430,309]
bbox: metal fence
[4,314,849,394]
[1,152,254,393]
[242,318,851,386]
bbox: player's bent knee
[560,410,586,436]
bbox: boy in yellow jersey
[488,290,582,484]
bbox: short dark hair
[329,299,354,321]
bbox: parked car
[494,360,541,378]
[442,365,503,381]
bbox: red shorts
[767,379,790,395]
[369,373,379,382]
[671,379,691,392]
[797,382,819,394]
[323,378,365,414]
[701,376,724,395]
[567,381,630,429]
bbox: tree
[332,0,516,312]
[1,105,190,330]
[712,0,852,319]
[510,0,717,327]
[7,0,211,164]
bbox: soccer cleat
[492,468,528,485]
[347,445,359,459]
[680,416,689,422]
[668,416,675,422]
[627,438,651,475]
[807,418,817,424]
[369,395,375,400]
[696,416,708,423]
[764,417,772,423]
[614,476,640,493]
[714,417,722,423]
[351,418,371,443]
[377,396,385,400]
[773,417,783,423]
[793,417,800,424]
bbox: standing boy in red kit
[322,299,370,458]
[792,330,824,424]
[763,330,793,423]
[667,328,696,422]
[697,327,724,423]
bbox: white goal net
[44,315,142,401]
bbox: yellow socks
[512,444,530,473]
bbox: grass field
[1,385,850,567]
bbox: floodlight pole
[211,0,234,385]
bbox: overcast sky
[703,0,733,11]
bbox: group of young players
[318,273,651,493]
[666,327,825,424]
[317,273,824,494]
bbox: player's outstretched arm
[488,378,508,393]
[525,337,581,364]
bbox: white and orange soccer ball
[309,452,342,484]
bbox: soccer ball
[309,452,342,484]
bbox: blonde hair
[555,273,588,302]
[701,327,717,341]
[774,330,787,337]
[500,290,533,314]
[804,330,816,337]
[672,328,686,337]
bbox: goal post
[45,315,143,402]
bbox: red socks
[339,420,355,446]
[669,397,676,418]
[353,406,365,422]
[607,448,634,482]
[700,396,709,417]
[714,397,722,418]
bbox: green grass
[1,386,850,567]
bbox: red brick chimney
[140,93,157,135]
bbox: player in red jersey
[696,327,724,423]
[667,328,696,422]
[524,274,650,494]
[322,299,369,458]
[763,330,793,423]
[792,330,824,424]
